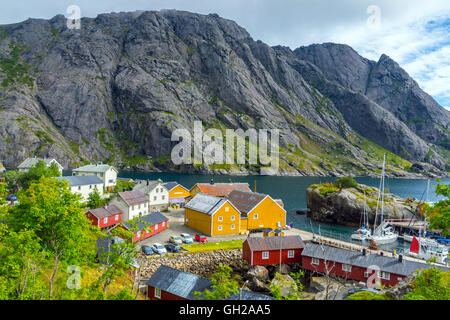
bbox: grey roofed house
[133,179,167,194]
[185,193,229,216]
[72,163,117,173]
[245,235,305,251]
[148,265,274,300]
[302,242,449,276]
[163,181,180,191]
[55,175,104,187]
[118,190,149,206]
[123,212,168,231]
[17,157,63,172]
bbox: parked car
[151,243,167,255]
[169,235,183,244]
[165,243,181,253]
[180,233,194,244]
[195,233,208,243]
[141,245,154,256]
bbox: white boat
[351,192,372,241]
[368,154,398,245]
[406,235,449,264]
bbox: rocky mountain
[0,10,448,176]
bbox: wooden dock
[385,219,428,231]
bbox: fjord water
[119,172,449,252]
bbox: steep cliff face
[0,10,448,176]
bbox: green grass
[0,43,34,88]
[181,240,243,253]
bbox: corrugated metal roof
[245,235,305,251]
[193,182,251,197]
[123,212,168,231]
[18,158,62,169]
[133,180,165,194]
[118,190,148,206]
[302,242,449,276]
[73,164,117,173]
[147,265,274,300]
[88,205,122,219]
[56,175,103,186]
[185,193,228,215]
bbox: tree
[404,268,450,300]
[270,271,304,300]
[194,264,240,300]
[0,182,7,204]
[87,188,105,209]
[335,176,358,189]
[19,160,61,190]
[1,170,23,194]
[426,181,449,237]
[5,176,99,299]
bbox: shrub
[335,176,358,189]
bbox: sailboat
[368,154,398,245]
[351,191,372,241]
[401,180,441,247]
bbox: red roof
[193,183,251,197]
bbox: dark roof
[227,190,267,214]
[87,205,122,219]
[163,181,180,191]
[244,235,305,251]
[302,242,449,277]
[185,193,229,215]
[123,212,168,231]
[147,265,211,300]
[147,265,274,300]
[118,190,148,206]
[56,175,103,186]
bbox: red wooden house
[242,235,305,266]
[301,242,449,287]
[122,212,168,242]
[85,205,122,229]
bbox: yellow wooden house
[163,181,190,208]
[184,193,241,236]
[227,190,286,232]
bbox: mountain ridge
[0,10,448,177]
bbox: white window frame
[154,287,161,299]
[364,271,369,278]
[288,250,294,258]
[103,217,108,224]
[380,271,390,280]
[218,225,222,231]
[262,251,269,259]
[218,216,223,222]
[231,215,235,221]
[162,221,165,227]
[342,264,352,272]
[155,224,158,230]
[136,231,141,237]
[312,258,320,265]
[115,214,119,221]
[253,214,258,220]
[231,224,235,230]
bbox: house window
[156,188,159,193]
[262,252,269,259]
[364,271,369,278]
[342,264,352,272]
[218,216,223,222]
[218,225,222,231]
[225,206,229,212]
[288,250,294,258]
[154,196,157,201]
[162,222,165,227]
[312,258,320,265]
[154,287,161,299]
[115,215,119,221]
[155,224,158,230]
[231,224,235,230]
[78,186,81,191]
[253,214,258,220]
[162,195,165,200]
[398,277,402,281]
[136,231,141,237]
[380,272,390,280]
[132,206,135,211]
[103,217,108,224]
[138,204,141,209]
[185,217,188,223]
[89,185,92,189]
[231,215,235,221]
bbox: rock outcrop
[0,10,448,176]
[306,183,419,227]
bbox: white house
[55,175,104,202]
[110,190,149,221]
[72,164,118,191]
[133,179,169,212]
[18,157,64,174]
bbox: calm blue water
[117,172,449,252]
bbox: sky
[0,0,449,110]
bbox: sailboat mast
[380,154,386,226]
